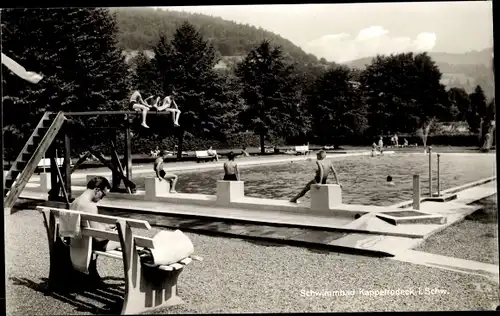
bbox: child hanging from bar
[154,93,181,127]
[290,150,342,203]
[130,90,155,128]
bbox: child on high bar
[130,90,155,128]
[154,94,181,127]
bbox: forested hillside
[112,7,319,65]
[344,48,495,100]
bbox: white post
[413,175,420,210]
[428,146,432,197]
[145,177,170,199]
[216,180,244,205]
[310,184,342,211]
[40,172,51,192]
[437,154,441,197]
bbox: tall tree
[308,65,368,145]
[150,22,224,158]
[467,85,487,133]
[235,40,305,153]
[2,8,130,158]
[447,87,471,122]
[360,52,449,136]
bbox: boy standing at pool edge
[290,150,342,203]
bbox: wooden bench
[294,145,311,155]
[195,150,217,163]
[36,206,202,315]
[35,157,67,174]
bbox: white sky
[154,2,493,63]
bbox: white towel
[58,213,81,238]
[149,230,194,266]
[69,235,93,274]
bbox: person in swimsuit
[130,90,153,128]
[70,176,118,282]
[290,150,341,203]
[223,151,240,181]
[153,150,178,193]
[154,95,181,127]
[386,175,395,186]
[377,136,384,154]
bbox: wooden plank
[51,157,70,207]
[70,151,91,174]
[36,206,151,230]
[63,111,173,116]
[111,140,131,194]
[124,117,132,179]
[86,147,136,191]
[81,228,155,248]
[157,265,174,271]
[63,131,72,200]
[190,255,203,261]
[168,263,184,270]
[94,250,122,260]
[179,257,192,265]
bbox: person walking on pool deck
[223,151,240,181]
[290,150,342,203]
[154,150,178,193]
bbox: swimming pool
[73,153,496,206]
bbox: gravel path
[6,209,499,315]
[416,195,498,265]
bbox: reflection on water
[74,154,496,206]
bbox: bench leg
[42,212,101,292]
[116,220,185,315]
[121,265,185,315]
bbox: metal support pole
[437,154,441,197]
[63,132,72,201]
[428,146,432,197]
[125,115,132,179]
[413,174,420,210]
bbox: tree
[150,22,225,158]
[308,65,368,145]
[2,8,130,158]
[131,51,160,94]
[235,40,305,153]
[467,85,486,133]
[360,52,449,137]
[447,87,470,121]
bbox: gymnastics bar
[63,111,172,116]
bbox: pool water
[74,154,496,206]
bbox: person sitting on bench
[207,146,219,162]
[70,176,120,253]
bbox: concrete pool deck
[17,178,496,256]
[12,150,497,259]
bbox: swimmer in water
[387,175,395,186]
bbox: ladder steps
[4,112,66,208]
[36,127,49,135]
